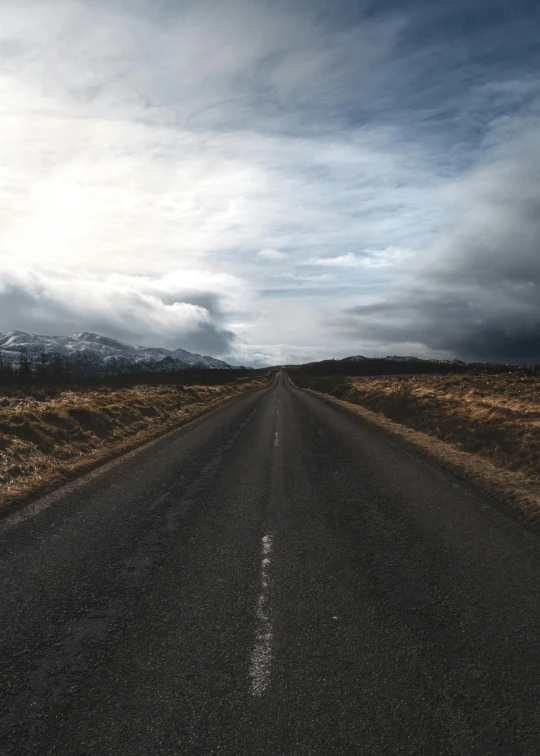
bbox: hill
[288,353,472,377]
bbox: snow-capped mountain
[0,331,240,372]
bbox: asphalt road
[2,372,540,755]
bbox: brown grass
[0,377,267,514]
[294,372,540,523]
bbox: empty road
[2,372,540,754]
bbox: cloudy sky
[1,0,539,365]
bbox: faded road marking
[249,534,273,696]
[274,432,279,447]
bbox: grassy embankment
[292,371,540,522]
[0,375,268,514]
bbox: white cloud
[257,248,287,261]
[306,248,407,268]
[0,0,433,278]
[307,253,366,267]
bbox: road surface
[2,372,540,754]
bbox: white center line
[274,431,279,447]
[249,534,273,696]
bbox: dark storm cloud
[343,287,540,363]
[335,118,540,363]
[173,322,237,356]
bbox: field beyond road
[0,375,268,513]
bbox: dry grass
[293,371,540,523]
[0,377,267,514]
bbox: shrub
[385,383,413,423]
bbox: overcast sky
[1,0,539,365]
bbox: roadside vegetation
[291,368,540,519]
[0,373,268,513]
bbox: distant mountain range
[0,331,243,373]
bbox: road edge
[0,382,271,525]
[294,382,540,526]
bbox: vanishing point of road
[2,373,540,754]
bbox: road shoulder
[298,385,540,527]
[0,383,270,523]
